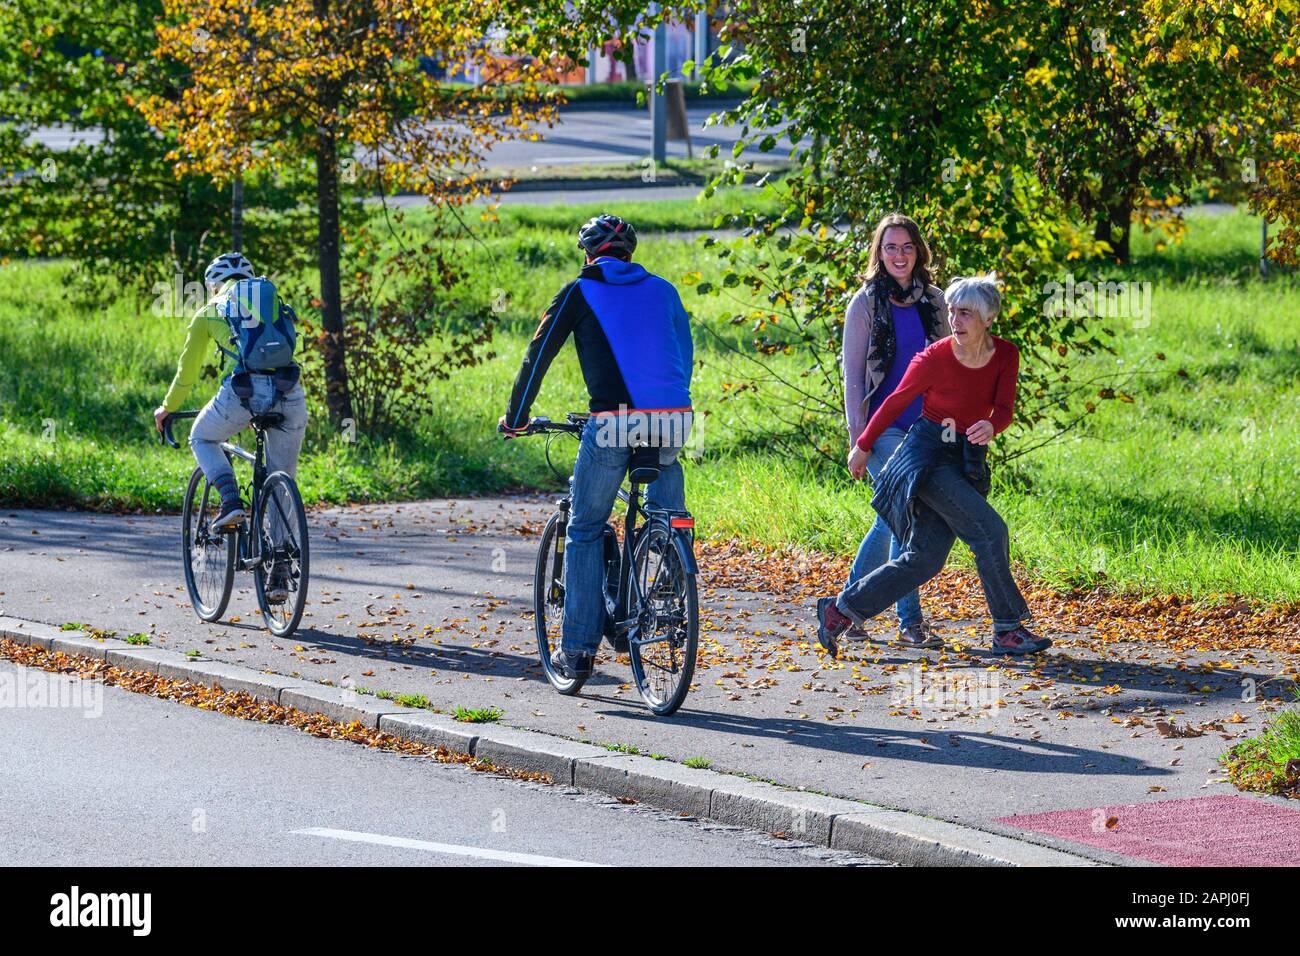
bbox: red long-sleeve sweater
[856,336,1020,452]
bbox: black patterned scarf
[865,273,942,390]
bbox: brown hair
[864,213,934,288]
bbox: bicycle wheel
[626,522,699,716]
[534,511,585,694]
[252,471,309,638]
[181,466,235,622]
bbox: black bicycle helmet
[577,214,637,259]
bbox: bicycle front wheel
[626,523,699,716]
[181,466,235,622]
[534,511,585,695]
[253,471,309,638]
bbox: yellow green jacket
[162,287,237,412]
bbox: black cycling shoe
[212,500,246,530]
[550,648,594,681]
[265,563,290,604]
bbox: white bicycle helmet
[204,251,255,286]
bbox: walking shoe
[815,597,852,660]
[990,625,1052,656]
[211,500,246,530]
[896,622,943,649]
[265,563,291,604]
[550,648,594,681]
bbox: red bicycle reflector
[670,517,694,528]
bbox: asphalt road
[29,107,765,170]
[0,658,884,866]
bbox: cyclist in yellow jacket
[152,252,307,602]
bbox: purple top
[868,302,926,431]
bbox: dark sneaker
[550,648,594,681]
[265,563,291,604]
[897,622,943,649]
[212,500,246,530]
[990,625,1052,656]
[815,597,852,660]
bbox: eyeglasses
[883,243,917,256]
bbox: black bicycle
[508,413,700,716]
[160,410,310,638]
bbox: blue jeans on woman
[847,426,923,629]
[562,415,687,656]
[837,429,1031,632]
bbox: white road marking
[291,827,606,867]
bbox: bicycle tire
[181,466,235,622]
[625,522,699,716]
[534,511,586,694]
[252,471,309,638]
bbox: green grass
[1222,691,1300,796]
[394,692,433,709]
[2,203,1297,602]
[684,756,713,770]
[600,742,641,755]
[453,705,504,723]
[125,633,150,645]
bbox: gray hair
[945,272,1002,323]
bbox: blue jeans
[837,446,1031,632]
[847,426,923,628]
[562,416,686,656]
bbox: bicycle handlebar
[498,414,587,439]
[159,410,199,449]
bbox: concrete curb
[0,615,1100,867]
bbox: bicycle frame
[219,424,275,573]
[523,413,697,650]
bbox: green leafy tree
[696,1,1112,461]
[0,1,321,295]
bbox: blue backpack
[215,277,297,372]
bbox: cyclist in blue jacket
[500,214,694,683]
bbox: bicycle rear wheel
[534,511,585,694]
[253,471,309,638]
[181,466,235,622]
[626,523,698,716]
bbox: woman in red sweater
[816,273,1048,658]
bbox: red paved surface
[998,795,1300,866]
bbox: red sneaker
[990,625,1052,656]
[816,597,852,660]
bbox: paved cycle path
[3,498,1297,863]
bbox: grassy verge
[1221,693,1300,797]
[481,157,789,187]
[1,202,1297,603]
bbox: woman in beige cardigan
[841,213,949,647]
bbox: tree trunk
[231,176,244,253]
[315,122,353,425]
[1094,202,1132,264]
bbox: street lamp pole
[694,10,709,79]
[651,18,667,165]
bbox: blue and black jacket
[504,258,694,427]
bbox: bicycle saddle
[628,444,661,484]
[250,412,285,429]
